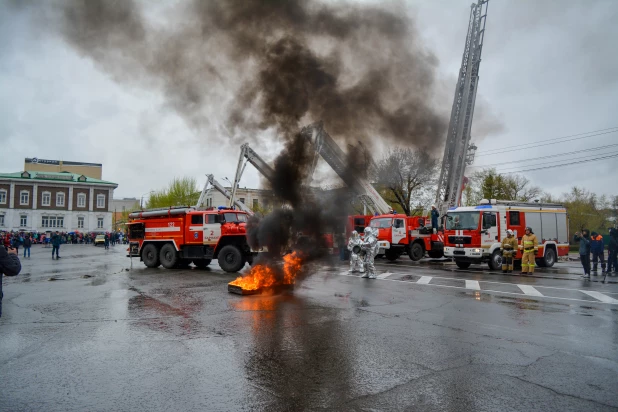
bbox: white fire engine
[443,199,569,270]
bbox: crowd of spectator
[1,231,128,249]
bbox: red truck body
[370,213,444,261]
[127,207,254,272]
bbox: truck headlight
[473,248,481,253]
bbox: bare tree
[375,148,438,216]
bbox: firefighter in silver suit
[361,227,379,279]
[347,231,364,273]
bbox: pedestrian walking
[574,230,591,278]
[607,228,617,275]
[520,226,538,275]
[12,235,19,255]
[431,205,439,234]
[23,235,32,258]
[1,244,22,317]
[590,231,606,274]
[500,229,518,273]
[104,233,110,250]
[51,231,61,259]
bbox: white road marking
[335,272,617,305]
[376,272,392,279]
[416,276,432,285]
[580,290,618,304]
[517,285,544,297]
[465,280,480,290]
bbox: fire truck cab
[443,199,569,270]
[127,206,254,273]
[370,213,445,261]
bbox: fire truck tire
[455,261,471,269]
[539,247,556,268]
[193,259,211,269]
[160,243,179,269]
[488,250,502,271]
[218,245,245,273]
[385,248,399,261]
[142,244,160,268]
[408,243,424,261]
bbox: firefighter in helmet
[520,226,538,274]
[347,231,364,273]
[500,229,518,273]
[361,227,379,279]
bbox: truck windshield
[223,213,248,223]
[445,212,480,230]
[370,218,393,229]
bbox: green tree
[146,176,200,209]
[466,168,541,202]
[374,148,438,216]
[562,186,610,236]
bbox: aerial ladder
[229,143,275,207]
[435,0,488,215]
[196,174,254,215]
[300,122,391,215]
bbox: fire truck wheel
[408,243,424,261]
[455,261,471,269]
[193,259,211,269]
[385,248,399,261]
[142,244,160,268]
[159,243,179,269]
[488,250,502,270]
[218,245,245,273]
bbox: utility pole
[435,0,489,214]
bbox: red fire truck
[443,199,569,270]
[370,213,445,261]
[126,206,255,272]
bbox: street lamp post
[140,191,154,209]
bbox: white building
[203,187,275,212]
[0,171,117,233]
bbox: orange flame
[229,251,303,291]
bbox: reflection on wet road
[1,245,617,411]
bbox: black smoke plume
[28,0,451,270]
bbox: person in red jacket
[1,245,22,317]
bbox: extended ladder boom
[301,122,391,215]
[197,174,254,215]
[229,143,276,207]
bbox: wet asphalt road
[1,245,617,411]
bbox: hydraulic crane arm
[197,174,254,215]
[300,122,391,215]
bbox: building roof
[0,171,117,187]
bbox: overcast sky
[1,0,617,201]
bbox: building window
[42,191,51,206]
[56,192,65,207]
[0,190,6,204]
[97,217,104,229]
[20,190,29,205]
[77,193,86,208]
[20,215,27,227]
[42,216,64,228]
[78,217,84,229]
[0,215,4,226]
[253,199,259,209]
[239,198,245,204]
[97,194,105,208]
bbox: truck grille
[448,236,472,245]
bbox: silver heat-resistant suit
[361,227,379,279]
[347,231,364,273]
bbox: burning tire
[408,243,424,261]
[193,259,211,269]
[218,245,245,273]
[160,243,179,269]
[142,244,160,268]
